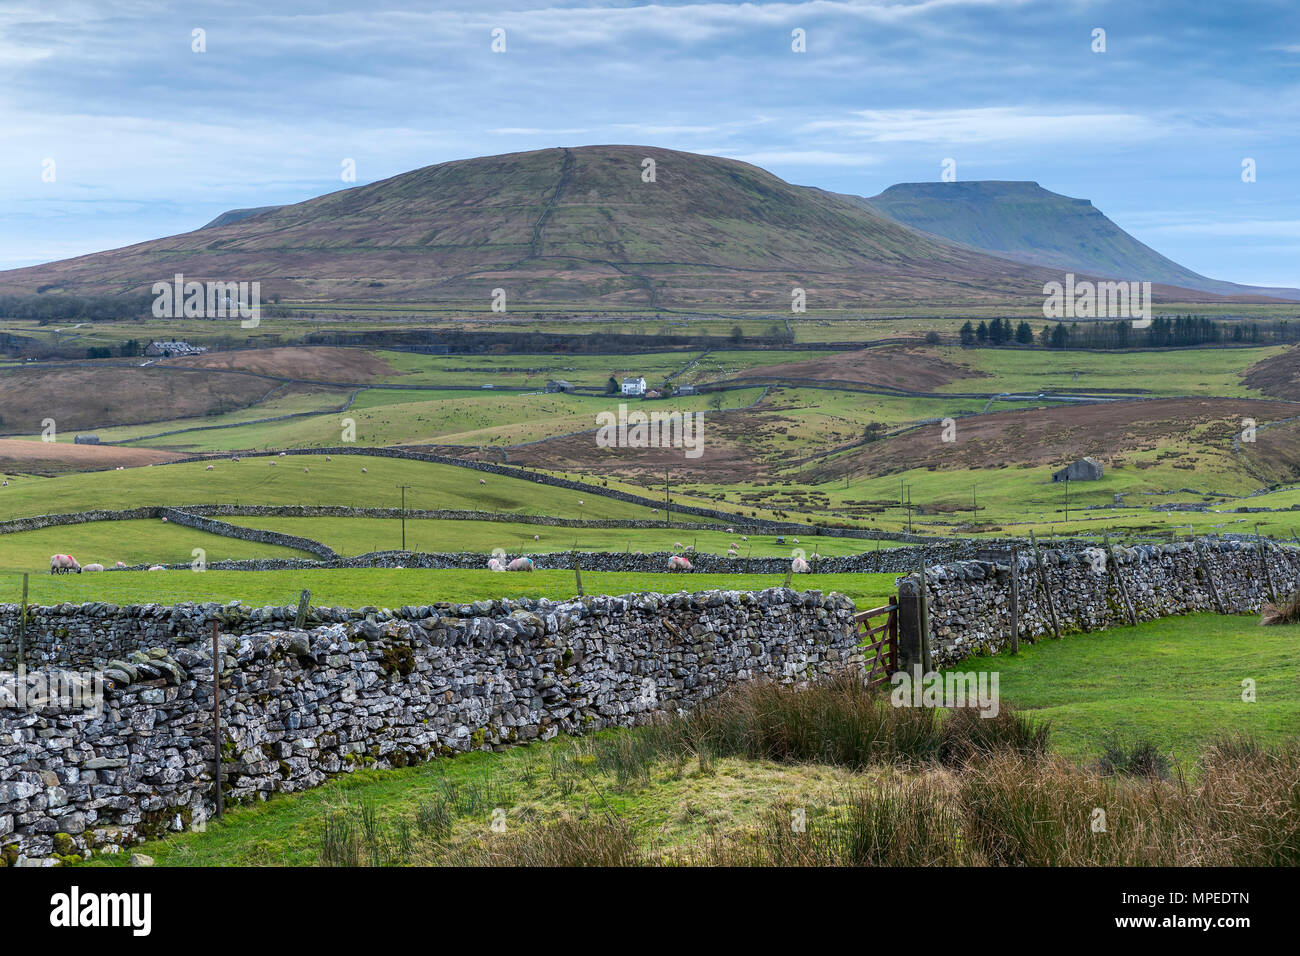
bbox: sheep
[325,456,331,461]
[480,479,486,485]
[791,556,810,574]
[205,465,214,471]
[278,452,286,457]
[49,554,81,574]
[577,500,583,505]
[487,558,505,572]
[161,517,168,523]
[361,467,367,473]
[83,563,104,572]
[148,565,165,571]
[270,461,277,467]
[507,556,534,572]
[533,534,540,540]
[741,535,748,541]
[726,527,735,534]
[303,467,309,473]
[114,561,126,569]
[668,555,693,571]
[674,541,684,550]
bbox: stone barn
[73,434,100,445]
[1053,456,1104,482]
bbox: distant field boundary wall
[165,446,1053,545]
[902,537,1300,667]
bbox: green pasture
[228,515,914,558]
[0,520,310,573]
[0,455,665,521]
[7,568,900,612]
[937,344,1284,397]
[949,613,1300,764]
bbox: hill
[0,147,1229,310]
[863,181,1300,301]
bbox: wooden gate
[855,597,899,687]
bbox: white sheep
[726,527,735,534]
[205,465,214,471]
[325,456,331,461]
[304,467,309,473]
[361,467,367,473]
[49,554,81,574]
[161,517,168,523]
[148,565,165,571]
[533,534,540,540]
[668,555,693,571]
[487,558,505,572]
[278,452,286,457]
[114,561,126,569]
[270,461,277,467]
[507,556,534,572]
[791,556,810,574]
[480,479,486,485]
[83,563,104,572]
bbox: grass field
[0,520,311,572]
[229,515,912,558]
[944,612,1300,763]
[0,568,900,610]
[0,455,668,522]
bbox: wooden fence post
[896,579,926,676]
[915,552,933,673]
[1103,535,1137,625]
[1192,538,1225,614]
[572,551,584,597]
[1008,548,1019,655]
[17,572,28,671]
[1256,526,1276,604]
[1029,531,1062,639]
[212,619,223,821]
[294,589,311,628]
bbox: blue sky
[2,0,1298,286]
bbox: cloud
[803,107,1170,145]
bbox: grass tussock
[1260,590,1300,625]
[310,675,1300,867]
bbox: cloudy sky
[2,0,1298,285]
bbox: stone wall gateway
[0,587,859,865]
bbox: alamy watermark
[1043,273,1151,328]
[890,666,1000,717]
[152,273,260,328]
[595,403,704,459]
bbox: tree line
[956,315,1296,350]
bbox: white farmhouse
[621,376,647,397]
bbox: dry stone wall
[911,538,1297,666]
[0,587,858,865]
